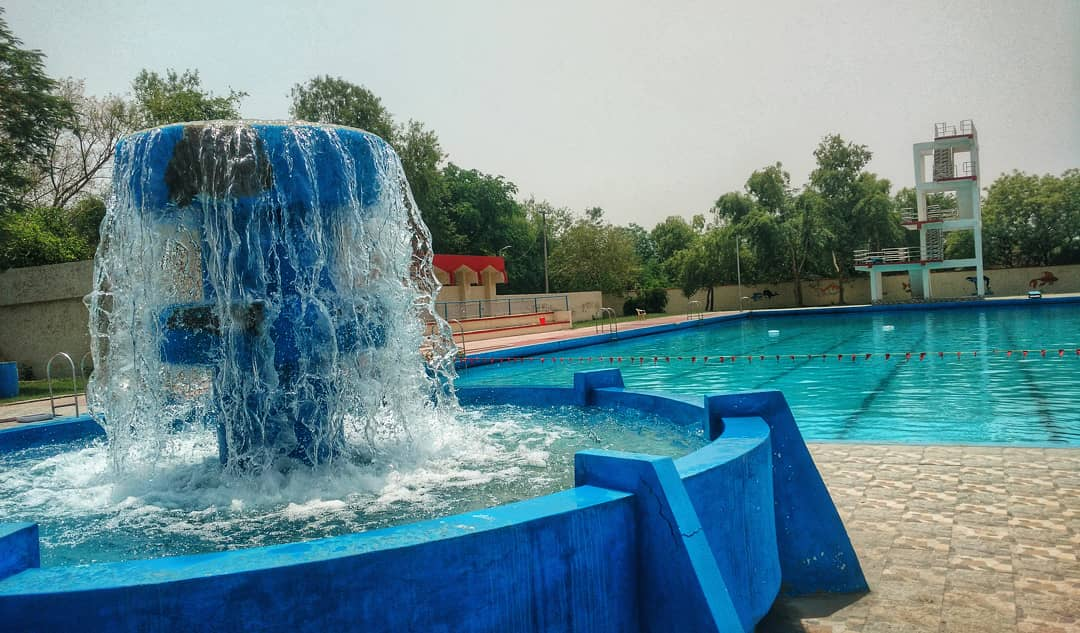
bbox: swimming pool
[457,302,1080,445]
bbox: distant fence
[436,295,571,321]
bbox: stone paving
[762,443,1080,633]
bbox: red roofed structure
[432,254,507,302]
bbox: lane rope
[461,348,1080,365]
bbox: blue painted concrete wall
[0,369,866,632]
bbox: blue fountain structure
[84,122,450,471]
[0,369,866,632]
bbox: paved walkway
[461,310,738,355]
[766,443,1080,633]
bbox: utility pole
[735,237,743,312]
[541,208,549,294]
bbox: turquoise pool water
[457,303,1080,445]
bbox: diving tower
[855,120,985,301]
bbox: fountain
[86,122,453,472]
[0,122,867,632]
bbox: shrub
[0,206,92,270]
[622,287,669,316]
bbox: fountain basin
[0,369,864,632]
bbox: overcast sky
[7,0,1079,227]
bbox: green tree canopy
[550,213,639,294]
[666,226,739,309]
[132,69,245,127]
[0,9,72,214]
[650,215,699,262]
[810,134,900,303]
[289,76,395,142]
[0,205,92,269]
[982,169,1080,267]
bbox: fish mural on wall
[1029,271,1058,288]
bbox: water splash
[86,121,457,475]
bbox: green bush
[622,287,669,316]
[0,206,92,270]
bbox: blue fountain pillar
[117,122,393,468]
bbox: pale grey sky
[7,0,1079,227]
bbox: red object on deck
[432,254,507,284]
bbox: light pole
[540,208,549,294]
[735,237,743,312]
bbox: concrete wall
[657,263,1080,313]
[0,260,94,379]
[0,370,865,632]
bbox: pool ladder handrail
[46,352,80,418]
[450,319,467,369]
[595,307,618,338]
[686,300,703,321]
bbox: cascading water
[86,121,457,473]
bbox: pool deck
[766,442,1080,633]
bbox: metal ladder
[450,319,468,370]
[924,228,944,261]
[686,300,703,321]
[46,352,80,418]
[932,148,954,181]
[594,307,619,338]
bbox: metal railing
[934,119,975,138]
[900,206,959,223]
[449,319,467,367]
[47,352,79,418]
[595,307,618,338]
[854,247,919,266]
[686,300,703,321]
[435,295,570,321]
[926,205,959,221]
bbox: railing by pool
[435,295,570,321]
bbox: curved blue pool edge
[456,295,1080,369]
[0,369,866,632]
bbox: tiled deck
[764,443,1080,633]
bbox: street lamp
[735,237,744,312]
[540,208,549,294]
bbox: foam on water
[0,405,705,566]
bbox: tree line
[2,10,1077,304]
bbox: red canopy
[432,254,507,284]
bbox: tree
[982,169,1080,267]
[69,195,106,251]
[0,205,92,269]
[810,134,901,303]
[132,69,245,127]
[289,76,395,142]
[0,9,72,214]
[666,226,739,310]
[621,222,668,289]
[650,215,699,263]
[550,214,639,294]
[711,191,755,227]
[395,119,455,248]
[440,163,526,257]
[25,79,138,209]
